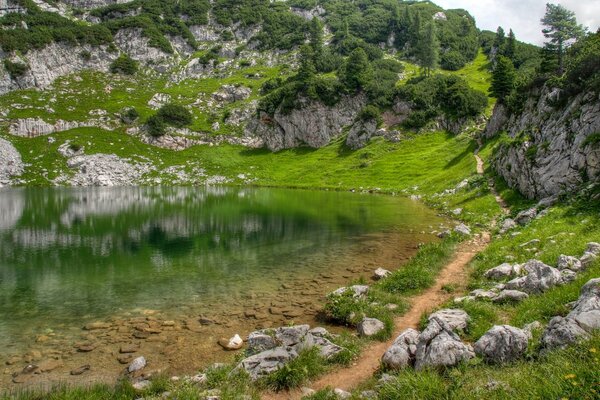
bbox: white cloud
[433,0,600,45]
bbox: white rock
[128,356,147,373]
[357,317,385,337]
[373,267,391,280]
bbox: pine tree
[417,21,439,77]
[297,45,316,84]
[541,3,585,73]
[340,47,372,91]
[494,27,506,50]
[490,56,516,102]
[505,29,516,60]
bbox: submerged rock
[373,267,391,280]
[128,356,147,373]
[218,334,244,350]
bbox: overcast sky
[433,0,600,45]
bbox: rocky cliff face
[246,95,367,151]
[488,87,600,199]
[0,137,23,186]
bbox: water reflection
[0,186,443,349]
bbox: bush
[358,105,381,123]
[263,347,325,391]
[120,107,139,124]
[146,114,166,137]
[441,50,467,71]
[3,59,28,79]
[110,54,138,75]
[156,103,192,128]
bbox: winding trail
[262,137,507,400]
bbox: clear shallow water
[0,187,445,380]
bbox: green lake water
[0,187,445,357]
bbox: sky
[433,0,600,45]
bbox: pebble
[70,365,91,376]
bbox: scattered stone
[357,317,385,337]
[218,334,244,350]
[437,230,451,239]
[515,208,537,225]
[330,285,369,298]
[76,342,97,352]
[414,317,475,370]
[541,316,589,349]
[373,267,391,280]
[499,218,517,233]
[453,223,471,236]
[474,325,529,364]
[301,387,315,396]
[361,390,378,399]
[469,289,498,300]
[557,255,583,272]
[385,303,399,311]
[381,328,419,370]
[428,309,470,331]
[334,388,351,399]
[523,321,543,336]
[70,365,90,376]
[237,347,298,380]
[519,239,540,248]
[117,354,135,364]
[492,290,529,304]
[585,242,600,256]
[559,269,577,284]
[128,356,147,373]
[132,380,151,391]
[580,252,598,269]
[451,208,463,216]
[84,322,112,330]
[190,373,207,384]
[504,260,561,294]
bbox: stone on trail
[334,388,352,399]
[453,223,471,236]
[474,325,529,364]
[357,317,385,337]
[381,328,419,370]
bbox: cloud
[433,0,600,45]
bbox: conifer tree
[490,55,516,102]
[541,3,585,73]
[417,21,439,76]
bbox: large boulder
[381,328,419,370]
[515,208,537,225]
[474,325,529,364]
[541,316,590,349]
[237,347,298,380]
[428,309,470,331]
[557,255,583,272]
[346,118,378,150]
[505,260,561,293]
[414,317,475,370]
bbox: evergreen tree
[297,44,316,83]
[494,27,506,50]
[505,29,516,60]
[490,56,516,102]
[541,3,585,73]
[417,21,439,77]
[309,17,324,56]
[340,47,372,91]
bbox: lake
[0,186,447,388]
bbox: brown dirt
[262,233,490,400]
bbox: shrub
[441,50,467,71]
[3,60,28,79]
[358,105,381,123]
[156,103,192,128]
[110,54,138,75]
[146,114,166,137]
[120,107,139,124]
[263,347,325,391]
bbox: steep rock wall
[488,87,600,199]
[245,95,367,151]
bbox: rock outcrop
[474,325,529,364]
[59,154,153,186]
[414,316,475,370]
[246,95,367,151]
[381,328,419,370]
[542,278,600,349]
[0,137,23,186]
[488,87,600,199]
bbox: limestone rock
[484,263,522,280]
[541,316,589,349]
[428,309,470,331]
[492,289,529,303]
[246,94,367,151]
[247,332,277,354]
[237,347,298,380]
[373,267,391,280]
[218,334,244,350]
[357,317,385,337]
[414,317,475,370]
[381,328,419,370]
[474,325,529,364]
[504,260,561,293]
[330,285,369,299]
[580,252,598,268]
[586,242,600,256]
[0,138,23,185]
[346,118,378,150]
[557,255,583,272]
[499,218,517,233]
[128,356,146,373]
[515,208,537,225]
[212,84,251,103]
[453,223,471,236]
[334,388,351,399]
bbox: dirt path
[262,137,506,400]
[262,234,490,400]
